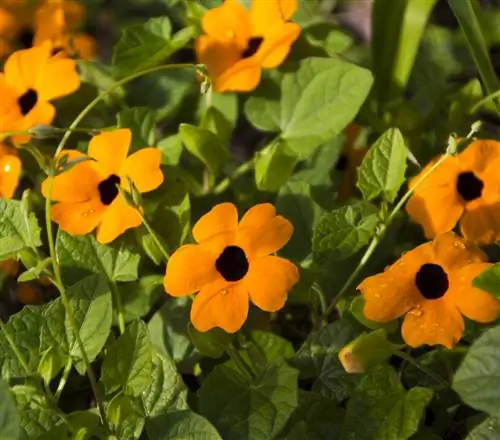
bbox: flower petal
[41,151,101,202]
[405,156,463,238]
[258,23,300,68]
[432,231,487,271]
[123,148,163,193]
[250,0,298,35]
[87,129,131,176]
[449,263,500,323]
[237,203,293,258]
[215,58,262,92]
[164,244,219,297]
[193,202,238,244]
[401,299,464,348]
[459,139,500,174]
[95,196,141,244]
[244,255,299,312]
[35,56,80,101]
[202,0,251,47]
[460,200,500,244]
[12,100,56,145]
[51,197,105,236]
[0,152,21,198]
[4,45,50,94]
[190,279,248,333]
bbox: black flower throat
[456,171,484,202]
[216,246,249,281]
[415,263,449,300]
[18,89,38,116]
[242,37,264,59]
[98,174,121,205]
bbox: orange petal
[258,23,300,69]
[0,152,21,198]
[87,129,131,176]
[51,197,105,236]
[0,77,22,134]
[250,0,298,35]
[458,139,500,175]
[123,148,163,193]
[449,263,500,323]
[432,232,487,271]
[11,99,56,145]
[401,299,464,348]
[215,58,262,92]
[244,255,299,312]
[237,203,293,259]
[202,0,251,48]
[460,201,500,244]
[190,279,248,333]
[36,56,80,101]
[193,202,238,244]
[406,157,463,238]
[95,196,141,244]
[4,45,50,94]
[164,244,219,297]
[16,283,43,305]
[41,151,101,202]
[65,33,96,60]
[196,36,242,84]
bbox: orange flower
[33,1,96,60]
[0,42,80,144]
[196,0,300,92]
[164,203,300,332]
[0,6,18,58]
[0,259,19,277]
[337,124,368,202]
[406,139,500,243]
[16,283,43,305]
[0,143,21,198]
[41,129,164,244]
[358,232,500,348]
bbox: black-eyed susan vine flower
[41,129,164,244]
[196,0,300,92]
[0,42,80,144]
[0,143,21,199]
[164,203,300,332]
[358,232,500,348]
[406,139,500,243]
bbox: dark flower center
[335,154,348,171]
[18,89,38,116]
[98,174,121,205]
[18,28,34,48]
[51,46,64,56]
[456,171,484,202]
[242,37,264,59]
[415,263,449,300]
[215,246,249,282]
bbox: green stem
[55,358,72,401]
[212,157,256,195]
[324,153,451,318]
[470,88,500,114]
[138,211,170,262]
[110,281,125,334]
[394,351,449,387]
[225,343,256,380]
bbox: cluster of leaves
[1,0,500,439]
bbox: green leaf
[157,135,183,166]
[101,320,154,397]
[371,0,438,105]
[77,59,125,103]
[112,17,193,79]
[119,275,163,323]
[466,417,500,439]
[0,199,41,260]
[65,275,113,374]
[106,394,145,440]
[276,180,323,261]
[280,57,373,157]
[147,297,199,369]
[117,107,156,151]
[449,0,500,113]
[244,77,281,133]
[255,139,298,192]
[141,350,188,417]
[188,325,235,359]
[357,128,408,203]
[473,264,500,299]
[56,231,140,285]
[453,325,500,415]
[0,306,45,379]
[20,408,66,439]
[290,319,359,402]
[0,378,20,440]
[200,107,233,147]
[250,331,295,364]
[179,123,230,178]
[199,360,299,440]
[146,411,222,440]
[312,201,380,261]
[342,365,434,440]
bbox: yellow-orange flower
[0,6,18,58]
[358,232,500,348]
[0,143,21,198]
[406,139,500,243]
[196,0,300,92]
[164,203,300,332]
[42,129,164,244]
[0,42,80,144]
